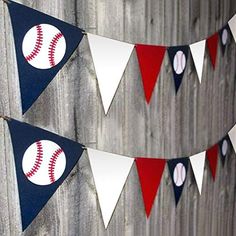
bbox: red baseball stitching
[48,32,63,67]
[26,141,43,178]
[25,25,43,62]
[48,148,63,183]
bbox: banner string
[0,115,234,161]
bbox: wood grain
[0,0,235,235]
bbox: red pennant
[206,144,218,180]
[206,33,219,69]
[135,44,166,103]
[135,158,166,217]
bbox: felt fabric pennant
[228,14,236,43]
[87,33,134,114]
[189,151,206,194]
[167,46,189,93]
[167,158,189,205]
[228,124,236,154]
[206,33,219,69]
[219,135,231,166]
[135,44,166,103]
[190,40,206,83]
[87,148,134,228]
[206,144,218,180]
[135,158,166,217]
[7,0,84,113]
[219,25,231,55]
[7,118,84,231]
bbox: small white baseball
[221,29,228,46]
[22,140,66,186]
[221,139,228,156]
[173,163,186,187]
[22,24,66,69]
[173,50,186,75]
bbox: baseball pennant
[87,33,134,114]
[206,144,218,180]
[135,158,166,217]
[206,33,219,69]
[135,44,166,103]
[189,151,206,194]
[190,40,206,83]
[219,135,231,166]
[87,148,134,228]
[228,14,236,43]
[228,124,236,154]
[219,25,231,55]
[167,158,189,205]
[7,118,84,231]
[6,0,84,113]
[167,46,189,93]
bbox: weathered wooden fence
[0,0,236,235]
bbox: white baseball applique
[173,50,186,75]
[173,163,186,187]
[22,140,66,186]
[22,24,66,69]
[221,29,228,45]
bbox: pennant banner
[206,144,218,180]
[7,0,84,113]
[167,158,189,205]
[167,46,189,93]
[135,44,166,103]
[87,33,134,114]
[206,33,219,69]
[228,124,236,153]
[135,157,166,217]
[190,40,206,83]
[228,14,236,43]
[87,148,134,228]
[7,118,84,231]
[189,151,206,194]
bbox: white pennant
[189,151,206,195]
[229,124,236,153]
[190,40,206,83]
[87,33,134,114]
[87,148,134,228]
[228,14,236,43]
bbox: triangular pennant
[7,0,84,113]
[206,144,218,180]
[135,157,166,217]
[206,33,219,69]
[167,46,189,93]
[167,158,189,205]
[7,118,84,231]
[228,14,236,43]
[219,25,231,55]
[190,40,206,83]
[135,44,166,103]
[228,124,236,153]
[189,151,206,194]
[87,33,134,114]
[219,135,231,166]
[87,148,134,228]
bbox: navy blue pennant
[7,1,84,113]
[7,118,85,231]
[167,46,189,93]
[219,25,232,55]
[167,157,189,205]
[219,135,232,166]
